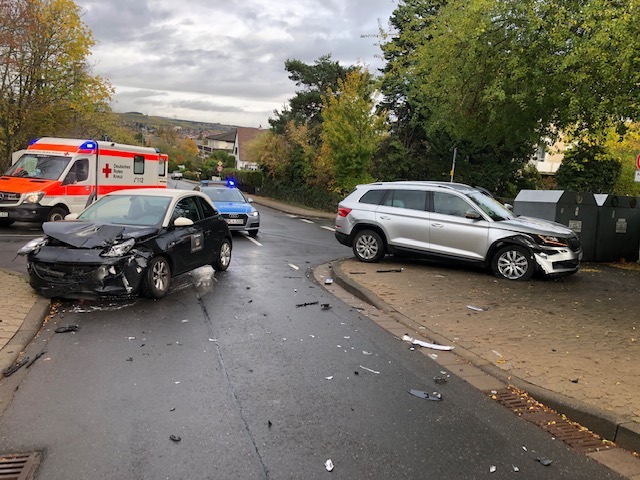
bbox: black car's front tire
[213,238,232,271]
[491,245,534,281]
[352,229,385,262]
[142,256,172,298]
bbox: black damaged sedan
[18,188,232,299]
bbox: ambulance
[0,137,168,226]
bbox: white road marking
[300,219,314,224]
[288,263,300,270]
[244,235,262,246]
[321,226,335,232]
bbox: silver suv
[334,181,582,281]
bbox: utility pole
[450,147,457,182]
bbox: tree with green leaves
[0,0,114,170]
[555,142,622,193]
[320,69,386,194]
[377,0,640,195]
[269,55,356,135]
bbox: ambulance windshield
[4,154,70,180]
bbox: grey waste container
[514,190,597,261]
[594,194,640,262]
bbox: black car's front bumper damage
[26,246,153,298]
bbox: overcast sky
[74,0,397,129]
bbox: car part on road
[402,334,454,351]
[54,325,79,333]
[2,357,29,377]
[409,389,443,401]
[26,351,46,368]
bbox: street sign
[636,153,640,170]
[635,170,640,183]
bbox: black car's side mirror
[173,217,194,227]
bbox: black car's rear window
[359,189,387,205]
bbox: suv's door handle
[431,223,444,228]
[380,215,391,220]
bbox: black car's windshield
[466,191,516,221]
[79,194,171,226]
[202,187,246,203]
[4,154,70,180]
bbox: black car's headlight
[17,236,48,255]
[101,238,135,257]
[534,234,569,247]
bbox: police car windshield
[203,187,246,203]
[4,154,70,180]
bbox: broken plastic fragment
[55,325,79,333]
[359,365,380,374]
[409,389,443,401]
[467,305,485,312]
[402,334,453,351]
[362,351,372,355]
[376,268,403,273]
[325,278,334,284]
[170,435,181,442]
[325,376,333,380]
[433,375,448,384]
[490,465,496,473]
[321,303,331,310]
[296,301,319,308]
[2,357,29,377]
[325,459,334,472]
[513,465,519,472]
[535,457,552,466]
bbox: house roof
[236,127,263,162]
[206,131,236,142]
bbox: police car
[197,180,260,237]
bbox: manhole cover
[0,452,40,480]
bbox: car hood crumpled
[498,216,575,236]
[42,221,158,248]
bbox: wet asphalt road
[0,206,624,479]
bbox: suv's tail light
[337,207,352,217]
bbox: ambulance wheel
[46,206,68,222]
[142,256,171,298]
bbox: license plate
[0,212,7,218]
[226,218,244,225]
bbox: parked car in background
[18,188,232,298]
[335,181,582,281]
[196,180,260,237]
[171,170,183,179]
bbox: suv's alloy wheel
[492,245,534,281]
[353,230,385,262]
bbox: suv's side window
[359,189,387,205]
[382,190,427,211]
[433,192,472,217]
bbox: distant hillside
[118,112,236,134]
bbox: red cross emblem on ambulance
[102,164,112,178]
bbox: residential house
[233,127,263,170]
[197,130,236,157]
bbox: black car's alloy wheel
[142,256,171,298]
[213,239,232,271]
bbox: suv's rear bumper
[335,231,351,246]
